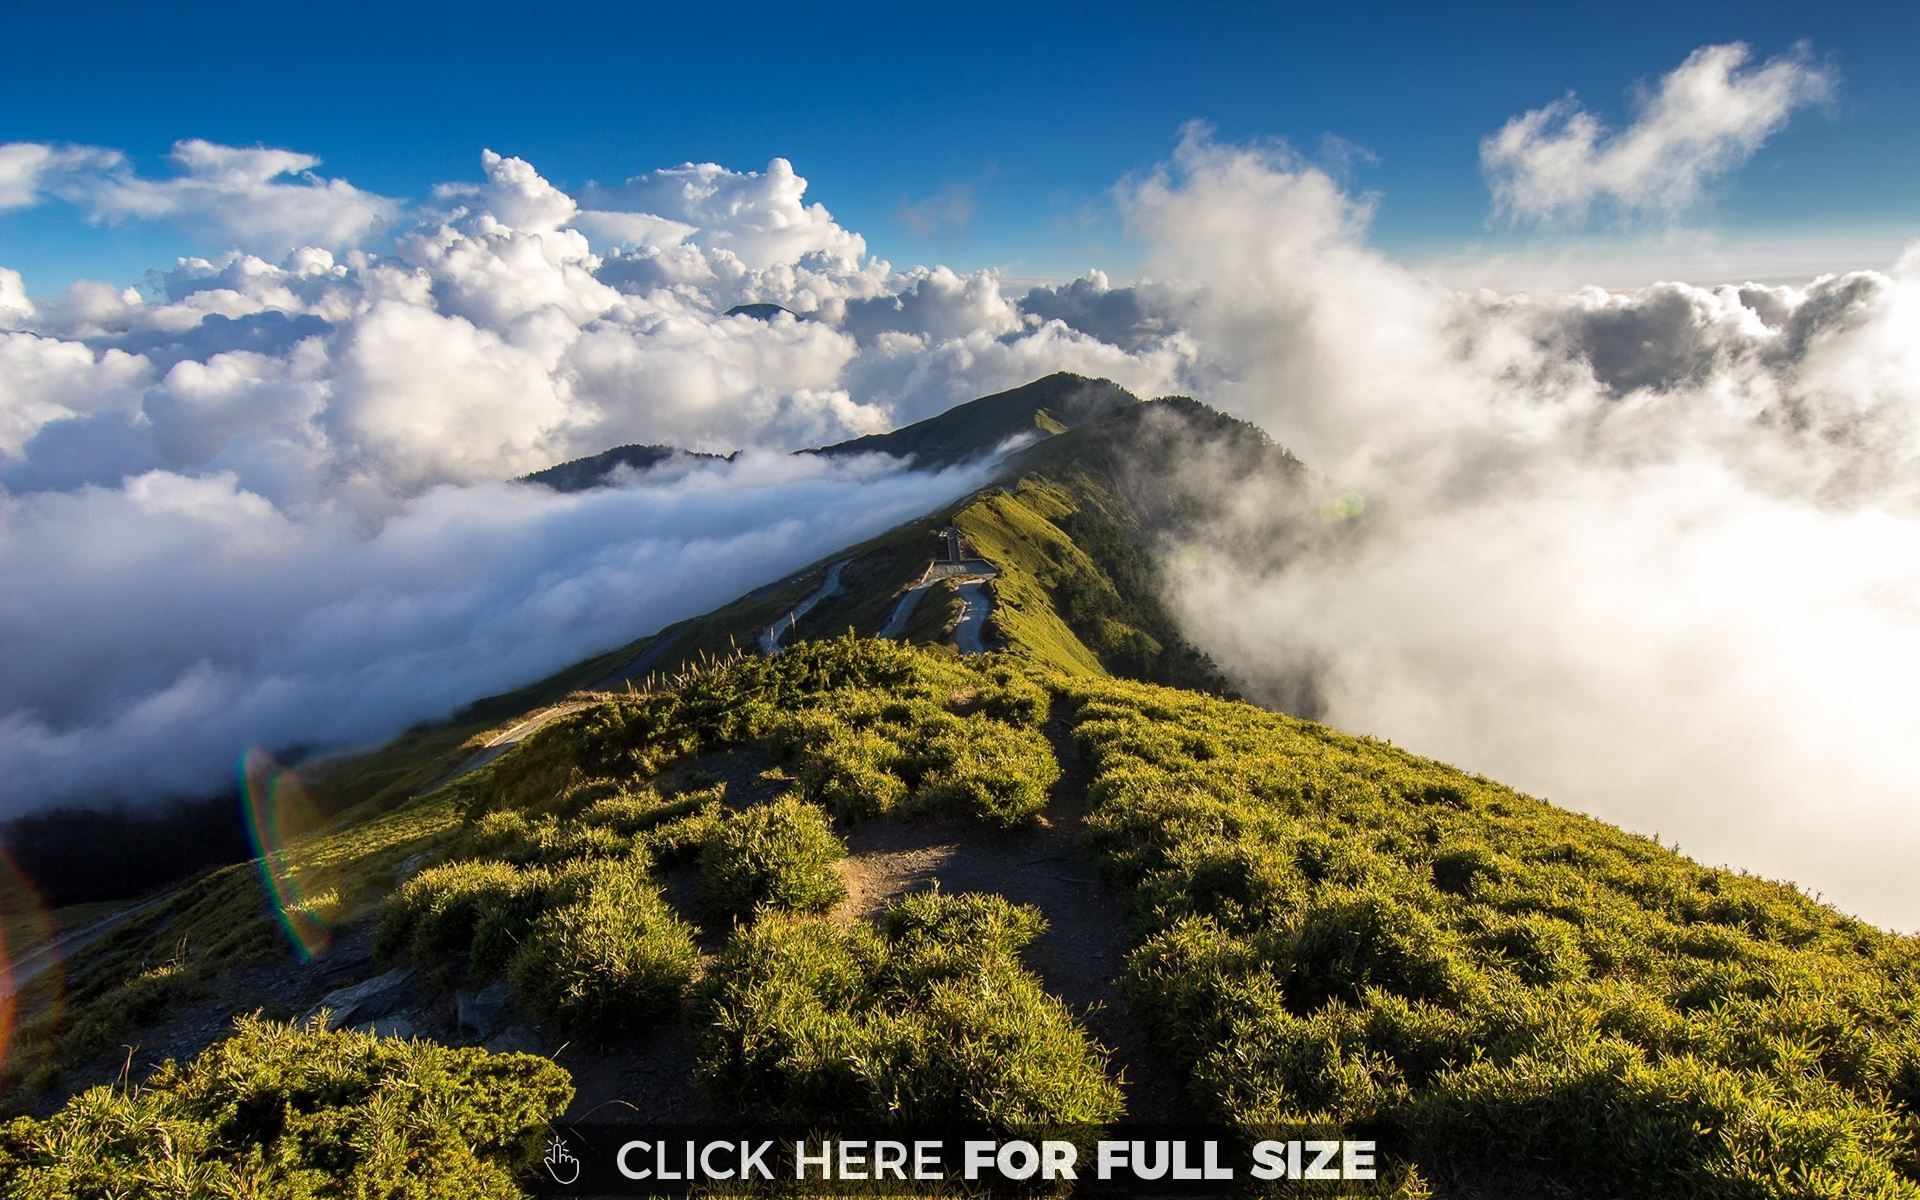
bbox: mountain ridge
[519,371,1142,494]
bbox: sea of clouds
[3,42,1916,926]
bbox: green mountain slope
[611,391,1296,692]
[10,638,1916,1198]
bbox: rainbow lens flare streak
[240,749,333,961]
[0,848,56,1077]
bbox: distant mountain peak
[806,373,1140,468]
[724,302,803,322]
[519,444,732,493]
[519,372,1145,493]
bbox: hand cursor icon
[544,1135,580,1185]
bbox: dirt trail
[832,714,1186,1120]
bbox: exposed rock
[351,1014,420,1040]
[484,1025,543,1055]
[299,965,416,1030]
[455,980,516,1040]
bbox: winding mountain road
[758,560,849,655]
[879,578,934,638]
[951,581,992,655]
[2,894,172,998]
[876,528,998,654]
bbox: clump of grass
[973,665,1052,726]
[375,859,550,977]
[510,856,699,1032]
[699,796,848,921]
[908,714,1060,828]
[378,852,697,1035]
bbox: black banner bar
[522,1123,1386,1197]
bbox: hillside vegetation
[1,1018,569,1198]
[0,377,1259,913]
[1065,674,1920,1197]
[8,637,1917,1197]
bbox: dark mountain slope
[519,444,731,493]
[806,371,1137,467]
[521,371,1130,492]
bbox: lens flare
[1320,491,1366,522]
[0,846,56,1077]
[240,749,336,961]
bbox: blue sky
[3,0,1915,293]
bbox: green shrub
[700,796,848,920]
[695,895,1120,1128]
[883,968,1123,1125]
[1123,917,1263,1064]
[693,916,878,1113]
[1280,891,1472,1012]
[376,859,548,975]
[0,1016,571,1198]
[811,732,909,818]
[974,667,1052,726]
[634,800,726,863]
[909,716,1059,827]
[1430,844,1506,897]
[1478,912,1590,985]
[509,856,699,1032]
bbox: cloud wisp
[1482,42,1833,223]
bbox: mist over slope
[0,148,1188,816]
[1114,132,1920,930]
[0,451,996,812]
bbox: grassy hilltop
[5,376,1918,1197]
